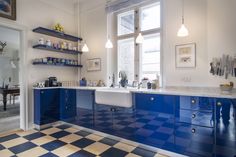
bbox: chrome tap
[110,73,116,88]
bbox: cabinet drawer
[179,96,213,111]
[177,109,214,127]
[175,123,214,157]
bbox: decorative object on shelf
[220,82,234,93]
[53,23,64,33]
[0,0,16,20]
[0,41,7,54]
[33,27,82,42]
[210,54,236,79]
[38,38,45,45]
[175,43,196,68]
[33,44,82,55]
[86,58,101,71]
[46,39,52,47]
[32,57,82,68]
[79,77,87,86]
[177,0,189,37]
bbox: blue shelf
[33,44,82,55]
[33,62,83,68]
[33,27,82,42]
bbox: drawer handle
[192,114,196,119]
[150,97,155,101]
[191,99,196,104]
[191,128,196,133]
[41,91,44,94]
[217,102,222,106]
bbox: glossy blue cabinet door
[34,89,59,125]
[215,98,236,157]
[76,90,94,128]
[60,89,76,121]
[134,94,176,152]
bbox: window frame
[114,0,162,84]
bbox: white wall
[0,0,80,128]
[79,0,236,88]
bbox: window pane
[118,38,135,83]
[141,3,160,31]
[118,10,134,36]
[141,34,160,80]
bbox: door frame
[0,19,29,131]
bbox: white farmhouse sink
[95,88,133,108]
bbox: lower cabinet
[76,90,94,128]
[60,89,76,121]
[34,89,59,125]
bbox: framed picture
[175,43,196,68]
[86,58,101,71]
[0,0,16,20]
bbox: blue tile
[132,147,156,157]
[99,137,119,146]
[71,138,95,148]
[68,150,96,157]
[150,132,170,141]
[24,132,46,140]
[40,152,59,157]
[9,142,37,154]
[50,131,70,139]
[117,121,132,126]
[41,140,66,151]
[0,134,19,143]
[75,130,91,137]
[136,119,150,123]
[143,124,159,130]
[56,124,71,130]
[120,127,137,133]
[100,147,128,157]
[0,144,5,151]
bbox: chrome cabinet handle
[150,97,155,101]
[217,102,222,106]
[191,128,196,133]
[41,91,44,94]
[192,114,196,119]
[191,99,196,104]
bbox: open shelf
[33,27,82,42]
[32,62,83,68]
[33,44,82,55]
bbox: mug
[46,40,52,47]
[38,38,45,45]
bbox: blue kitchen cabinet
[215,98,236,157]
[175,96,215,157]
[75,90,95,129]
[59,89,76,121]
[34,89,59,125]
[134,93,176,151]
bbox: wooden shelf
[32,62,83,68]
[33,44,82,55]
[33,27,82,42]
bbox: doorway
[0,21,28,133]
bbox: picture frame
[86,58,101,71]
[0,0,16,20]
[175,43,196,68]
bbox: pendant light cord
[182,0,185,24]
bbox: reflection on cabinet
[34,89,59,125]
[60,89,76,121]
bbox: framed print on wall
[175,43,196,68]
[0,0,16,20]
[86,58,101,71]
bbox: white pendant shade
[105,39,113,49]
[177,24,189,37]
[82,43,89,52]
[136,33,144,44]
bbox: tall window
[116,2,161,83]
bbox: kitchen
[0,0,235,157]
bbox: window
[116,2,161,83]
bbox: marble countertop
[33,86,236,99]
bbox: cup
[38,38,44,45]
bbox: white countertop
[33,86,236,99]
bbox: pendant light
[177,0,189,37]
[105,38,113,49]
[82,42,89,52]
[136,33,144,44]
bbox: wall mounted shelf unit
[32,62,83,68]
[33,44,82,55]
[33,27,82,42]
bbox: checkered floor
[0,124,169,157]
